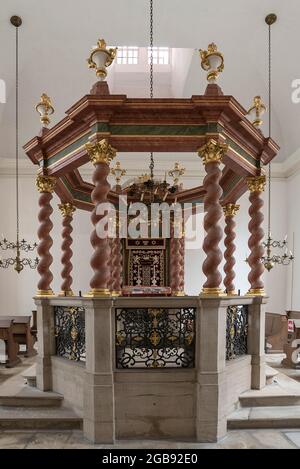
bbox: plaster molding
[2,151,300,181]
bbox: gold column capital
[86,139,117,165]
[223,203,240,217]
[246,175,266,193]
[197,139,228,165]
[58,202,76,217]
[36,175,56,193]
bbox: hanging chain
[16,26,20,247]
[150,0,153,99]
[149,0,154,180]
[267,23,271,237]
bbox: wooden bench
[1,316,37,358]
[0,319,21,368]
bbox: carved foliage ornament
[223,203,240,217]
[58,202,76,218]
[36,175,56,193]
[246,175,266,193]
[198,139,228,165]
[85,139,117,166]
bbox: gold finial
[247,96,266,127]
[199,43,224,82]
[36,175,56,193]
[197,139,228,165]
[58,203,76,217]
[35,93,54,127]
[138,174,151,183]
[265,13,277,25]
[168,162,185,185]
[246,175,266,193]
[87,39,117,80]
[86,139,117,165]
[223,203,240,217]
[111,161,126,185]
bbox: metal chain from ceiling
[267,21,272,237]
[149,0,154,181]
[15,24,20,246]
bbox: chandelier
[127,166,184,204]
[261,13,294,271]
[0,16,38,273]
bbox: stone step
[239,367,300,407]
[265,365,279,385]
[227,405,300,430]
[239,393,300,407]
[0,406,82,430]
[0,392,63,407]
[22,364,37,388]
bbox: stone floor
[1,353,300,449]
[0,429,299,449]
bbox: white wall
[286,170,300,310]
[0,167,290,315]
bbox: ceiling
[0,0,300,163]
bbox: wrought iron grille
[54,306,86,362]
[115,307,195,368]
[226,305,248,360]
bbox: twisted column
[85,139,116,297]
[223,203,240,295]
[111,235,123,296]
[58,203,76,296]
[179,234,185,294]
[246,175,266,296]
[36,175,56,296]
[169,221,185,296]
[108,238,114,291]
[198,139,228,295]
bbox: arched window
[0,79,6,103]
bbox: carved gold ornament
[168,162,185,185]
[35,93,54,127]
[36,175,56,193]
[87,38,117,80]
[246,288,266,297]
[247,96,266,128]
[246,175,266,193]
[86,139,117,165]
[58,202,76,217]
[138,173,151,183]
[111,161,126,185]
[198,139,228,165]
[199,43,224,82]
[223,203,240,217]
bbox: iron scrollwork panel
[226,305,248,360]
[54,306,86,362]
[115,307,195,369]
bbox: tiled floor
[0,429,299,449]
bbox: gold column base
[58,290,74,297]
[111,290,122,297]
[226,290,238,296]
[35,289,55,297]
[172,291,186,297]
[200,288,227,297]
[245,288,266,297]
[84,288,111,298]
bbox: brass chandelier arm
[261,14,294,271]
[0,17,38,273]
